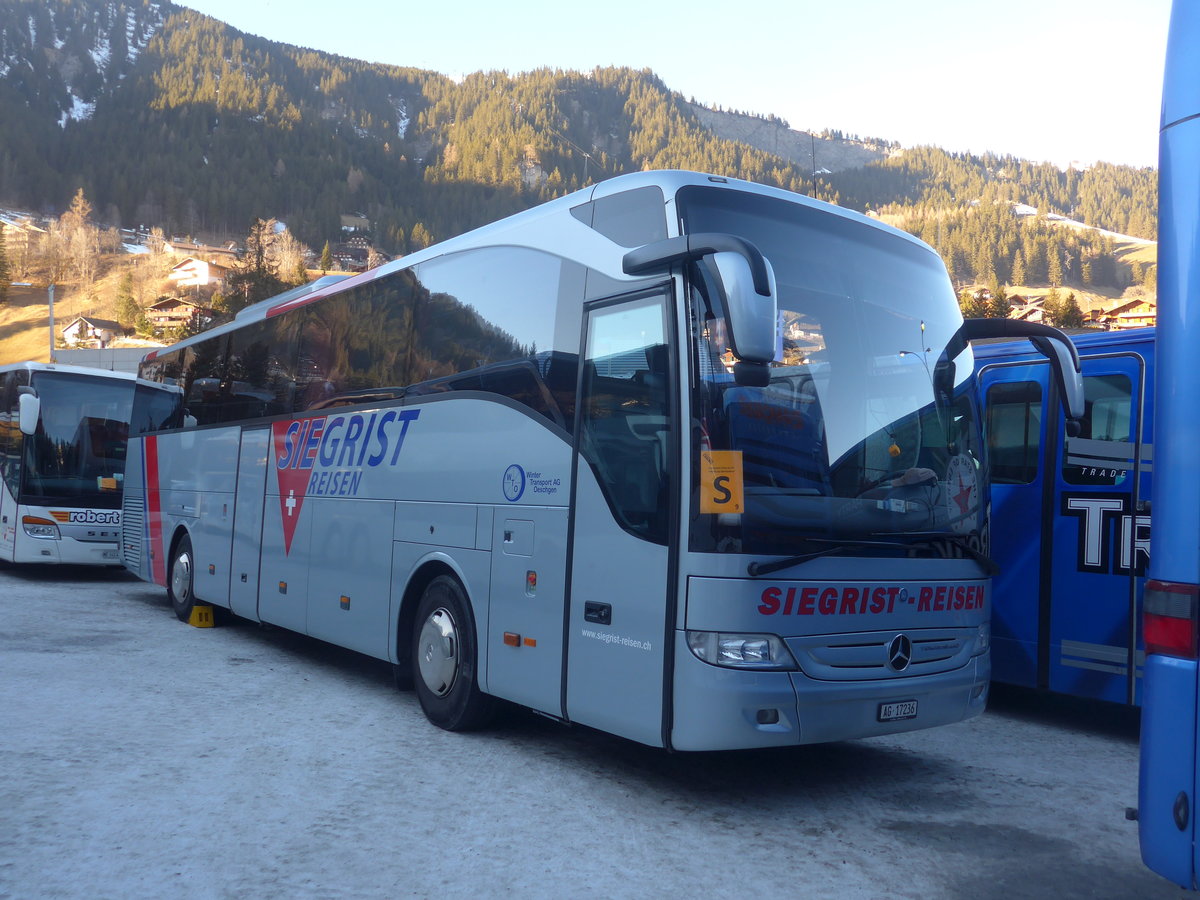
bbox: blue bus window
[1063,373,1132,486]
[985,380,1042,485]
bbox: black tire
[411,575,494,731]
[168,534,197,623]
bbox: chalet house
[62,316,122,348]
[340,214,370,233]
[163,239,239,264]
[145,297,214,330]
[333,246,369,272]
[1012,303,1045,323]
[1097,298,1157,330]
[0,212,46,239]
[1,213,46,269]
[168,256,233,290]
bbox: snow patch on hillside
[60,96,96,128]
[394,98,409,138]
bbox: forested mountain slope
[0,0,1157,290]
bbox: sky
[176,0,1172,169]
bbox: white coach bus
[0,362,175,565]
[123,170,1026,750]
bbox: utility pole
[47,283,55,361]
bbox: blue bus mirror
[962,318,1084,423]
[1029,334,1085,422]
[18,391,40,436]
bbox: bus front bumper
[669,637,989,751]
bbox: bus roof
[971,326,1155,364]
[144,170,941,361]
[0,361,139,382]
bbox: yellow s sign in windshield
[700,450,744,514]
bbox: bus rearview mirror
[18,392,40,436]
[962,317,1085,426]
[712,250,778,369]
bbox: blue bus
[1139,0,1200,887]
[974,327,1154,705]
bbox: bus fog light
[973,622,990,656]
[686,630,797,670]
[22,516,60,540]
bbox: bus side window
[1062,373,1133,486]
[985,380,1042,485]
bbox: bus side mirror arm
[962,318,1085,423]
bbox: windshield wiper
[898,533,1000,576]
[747,539,914,577]
[746,535,999,578]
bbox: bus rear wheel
[412,575,494,731]
[168,534,197,623]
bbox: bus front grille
[785,628,976,681]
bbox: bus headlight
[22,516,61,540]
[972,622,990,656]
[686,631,798,670]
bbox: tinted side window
[295,269,417,411]
[181,336,228,425]
[405,247,579,427]
[986,380,1042,485]
[222,319,298,422]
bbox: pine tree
[1058,291,1085,328]
[987,285,1011,319]
[116,272,138,326]
[1042,287,1062,325]
[1048,248,1062,287]
[134,310,155,339]
[224,219,288,313]
[320,241,333,273]
[1011,250,1026,287]
[959,289,989,319]
[410,223,433,251]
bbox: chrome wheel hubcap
[417,607,459,697]
[171,552,192,603]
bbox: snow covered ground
[0,565,1184,899]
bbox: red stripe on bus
[145,435,167,586]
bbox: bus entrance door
[979,362,1051,689]
[228,427,269,620]
[564,291,673,748]
[1050,352,1148,704]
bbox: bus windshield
[22,371,133,509]
[679,186,983,553]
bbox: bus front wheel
[412,575,494,731]
[168,534,196,623]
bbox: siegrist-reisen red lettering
[757,585,985,616]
